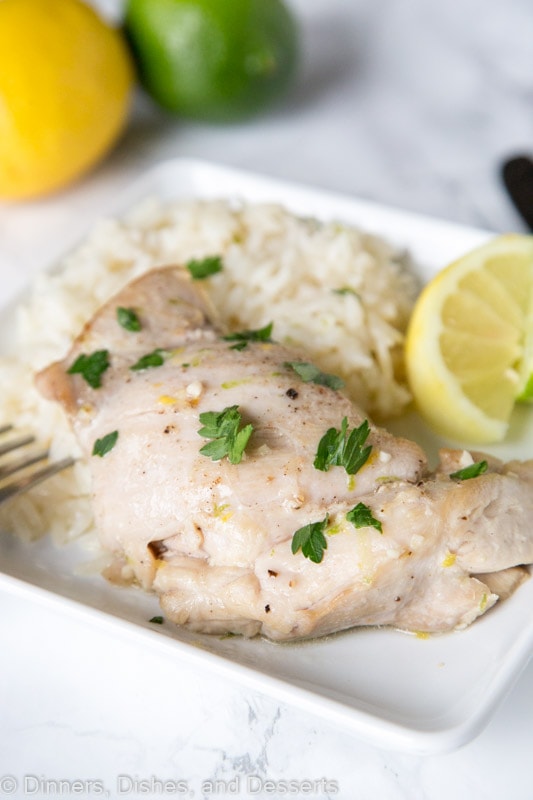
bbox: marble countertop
[1,0,532,797]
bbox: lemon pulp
[405,234,533,443]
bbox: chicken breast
[36,266,533,640]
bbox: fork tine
[0,448,50,479]
[0,456,75,504]
[0,425,76,503]
[0,433,36,457]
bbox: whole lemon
[124,0,299,122]
[0,0,134,201]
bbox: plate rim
[0,156,530,755]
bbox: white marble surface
[1,0,532,797]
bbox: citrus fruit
[124,0,299,122]
[405,234,533,443]
[0,0,134,201]
[516,305,533,402]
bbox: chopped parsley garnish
[450,460,488,481]
[346,502,383,533]
[291,515,329,563]
[223,322,274,351]
[117,306,141,332]
[332,287,359,298]
[222,322,274,350]
[149,616,164,624]
[198,405,253,465]
[284,361,344,391]
[67,350,110,389]
[130,348,166,371]
[92,430,118,457]
[314,417,372,475]
[186,255,223,280]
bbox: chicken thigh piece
[36,266,533,641]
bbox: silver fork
[0,424,75,504]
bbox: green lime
[124,0,299,122]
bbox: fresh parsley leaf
[291,515,329,563]
[149,616,164,624]
[117,306,141,332]
[332,287,359,298]
[284,361,344,391]
[130,348,166,371]
[198,405,253,465]
[450,460,488,481]
[92,430,118,457]
[197,409,228,439]
[198,437,232,461]
[223,322,274,350]
[67,350,110,389]
[186,255,223,280]
[313,424,346,470]
[314,417,372,475]
[346,502,383,533]
[341,419,373,475]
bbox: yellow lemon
[405,234,533,443]
[0,0,134,200]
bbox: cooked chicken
[36,266,533,640]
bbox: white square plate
[1,158,531,754]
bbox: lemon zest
[441,551,457,568]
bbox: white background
[1,0,532,797]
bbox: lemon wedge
[405,234,533,443]
[517,317,533,402]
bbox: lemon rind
[406,234,533,443]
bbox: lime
[0,0,134,201]
[405,234,533,443]
[124,0,299,122]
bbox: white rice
[0,198,419,544]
